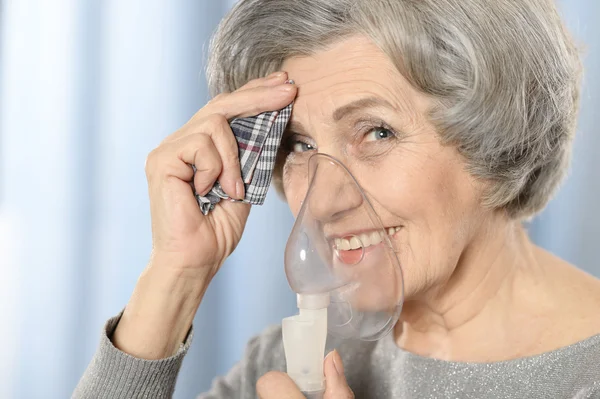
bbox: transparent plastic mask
[284,153,404,340]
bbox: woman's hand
[257,351,355,399]
[146,70,296,277]
[112,72,297,359]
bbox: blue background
[0,1,598,398]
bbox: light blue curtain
[0,1,597,398]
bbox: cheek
[375,142,473,224]
[282,161,309,217]
[373,146,480,287]
[363,155,443,220]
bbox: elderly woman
[74,0,600,398]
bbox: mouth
[332,226,401,251]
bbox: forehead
[280,35,423,121]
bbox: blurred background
[0,0,598,398]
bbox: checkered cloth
[194,101,294,215]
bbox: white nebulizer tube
[282,154,406,397]
[282,293,329,399]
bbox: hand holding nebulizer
[282,154,404,397]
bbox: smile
[333,227,401,250]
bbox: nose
[304,154,364,223]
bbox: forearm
[113,261,210,359]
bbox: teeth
[349,236,361,249]
[334,227,400,251]
[369,231,380,245]
[360,233,371,247]
[339,238,350,250]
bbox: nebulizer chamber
[282,154,404,397]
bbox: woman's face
[280,36,488,299]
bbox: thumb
[323,350,354,399]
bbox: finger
[164,114,243,199]
[205,82,297,120]
[324,350,354,399]
[164,78,295,144]
[164,133,222,197]
[198,114,244,199]
[256,371,305,399]
[238,71,288,91]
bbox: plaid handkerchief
[194,101,294,215]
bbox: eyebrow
[332,96,397,121]
[285,96,398,136]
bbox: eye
[290,139,315,153]
[364,126,394,142]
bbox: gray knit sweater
[73,313,600,398]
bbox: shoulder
[542,255,600,347]
[564,332,600,373]
[560,272,600,340]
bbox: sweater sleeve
[72,312,193,399]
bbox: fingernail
[267,71,286,79]
[277,84,295,92]
[332,350,342,375]
[236,179,245,200]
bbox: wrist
[113,263,211,359]
[149,250,220,282]
[141,263,211,310]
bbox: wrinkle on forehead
[281,35,423,130]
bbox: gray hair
[206,0,582,218]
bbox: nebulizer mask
[282,153,404,397]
